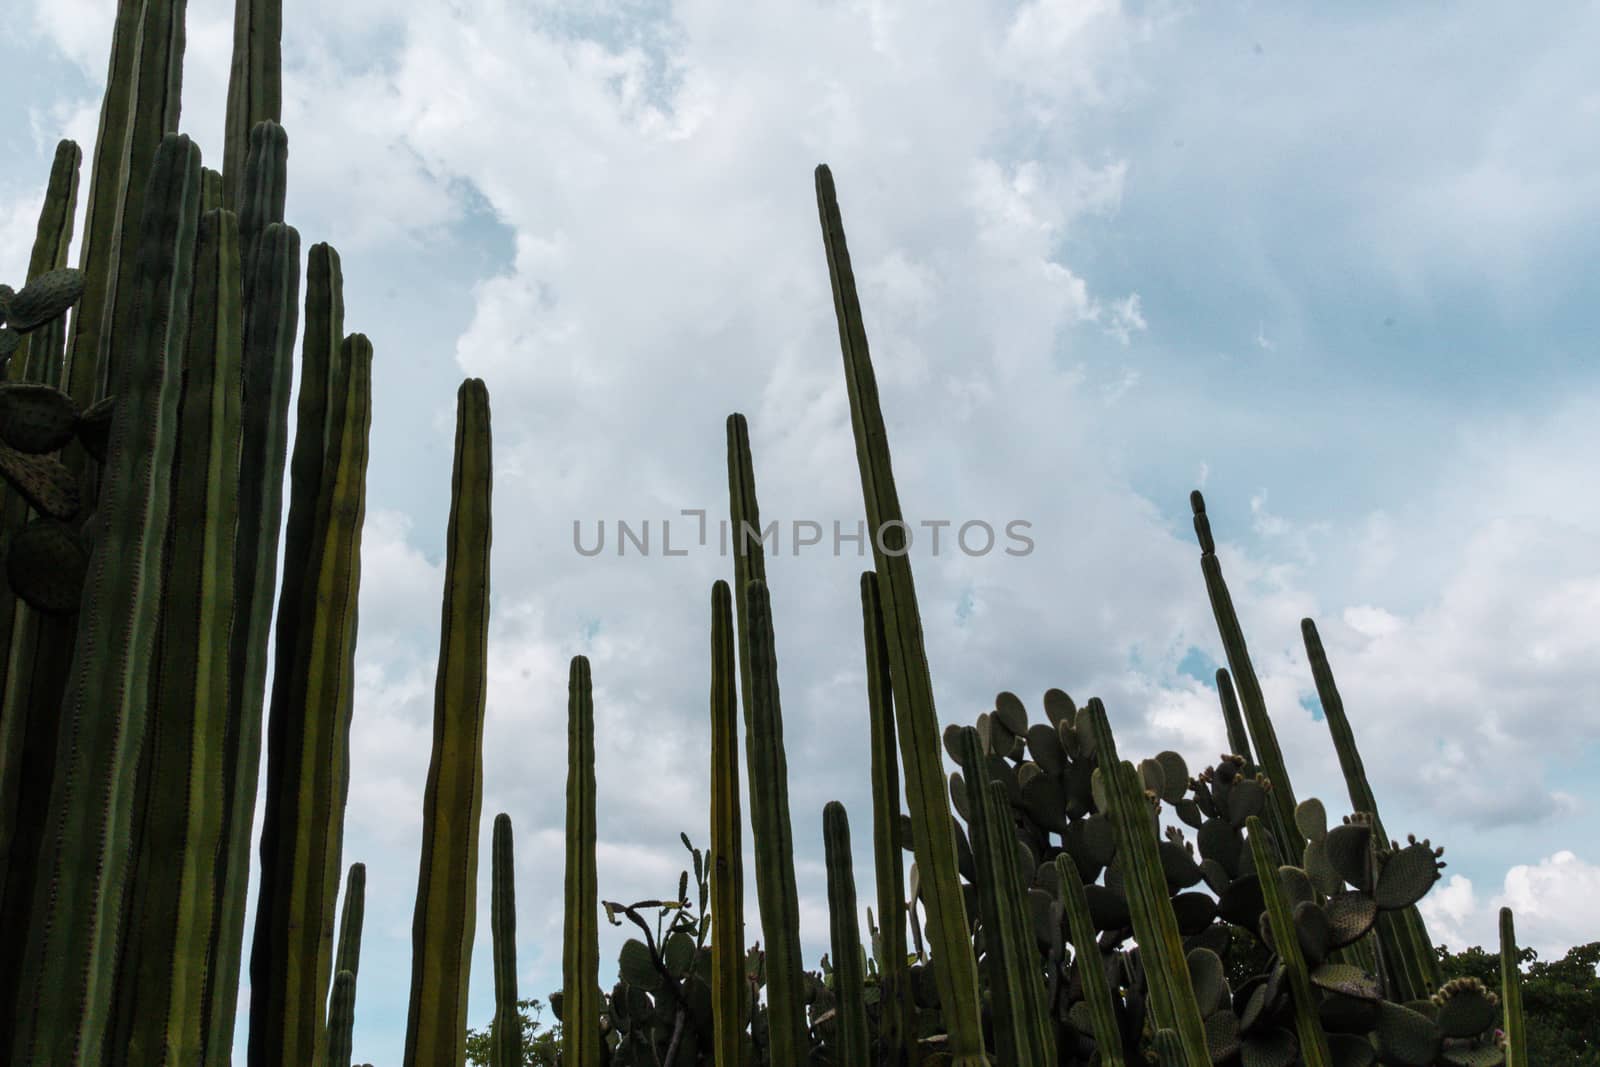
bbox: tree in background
[1437,940,1600,1065]
[465,996,562,1067]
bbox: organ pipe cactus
[223,0,284,215]
[10,132,201,1065]
[328,861,365,1045]
[815,162,989,1065]
[113,203,245,1064]
[236,121,288,299]
[1498,907,1527,1067]
[326,971,356,1067]
[822,801,870,1066]
[708,579,746,1066]
[1054,854,1126,1067]
[491,813,521,1067]
[1214,668,1253,765]
[249,318,373,1066]
[861,570,912,1067]
[1247,816,1333,1067]
[1301,617,1439,1001]
[1189,491,1305,860]
[562,657,602,1067]
[404,378,493,1067]
[739,579,809,1062]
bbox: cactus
[562,658,602,1067]
[815,162,989,1065]
[1498,908,1527,1067]
[739,579,810,1062]
[9,132,201,1064]
[236,121,288,299]
[112,203,245,1064]
[822,801,871,1066]
[222,0,284,216]
[403,378,493,1067]
[331,862,366,998]
[1214,668,1253,764]
[325,970,356,1067]
[1055,854,1127,1067]
[249,321,373,1066]
[489,813,521,1067]
[1189,491,1305,860]
[708,579,746,1066]
[861,570,912,1067]
[1247,816,1334,1066]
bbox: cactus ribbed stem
[815,162,988,1065]
[325,970,355,1067]
[491,813,521,1067]
[822,801,871,1066]
[236,121,287,301]
[332,863,365,988]
[11,132,201,1065]
[740,580,809,1061]
[1189,491,1304,860]
[1498,907,1527,1067]
[1246,816,1332,1067]
[206,219,300,1060]
[222,0,284,216]
[1055,855,1126,1067]
[403,379,493,1067]
[561,657,601,1067]
[861,571,911,1067]
[1214,668,1253,764]
[708,580,746,1066]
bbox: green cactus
[1497,908,1527,1067]
[562,657,602,1067]
[403,378,493,1067]
[708,579,746,1066]
[822,801,871,1065]
[1055,854,1127,1067]
[814,162,989,1065]
[489,813,521,1067]
[739,579,809,1062]
[206,218,301,1060]
[9,131,201,1065]
[249,322,373,1066]
[330,862,365,1009]
[112,203,245,1065]
[222,0,284,216]
[326,970,356,1067]
[1214,668,1253,764]
[1247,816,1333,1066]
[1189,491,1305,860]
[236,121,288,300]
[861,570,912,1067]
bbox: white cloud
[1420,851,1600,960]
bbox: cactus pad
[0,382,81,453]
[1375,840,1444,910]
[5,516,88,613]
[0,441,80,518]
[3,267,85,332]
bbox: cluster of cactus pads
[0,1,1537,1066]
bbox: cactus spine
[11,132,201,1065]
[861,571,911,1066]
[403,379,493,1067]
[708,579,746,1066]
[740,579,810,1061]
[822,801,871,1066]
[491,813,521,1067]
[113,203,245,1065]
[562,657,602,1067]
[814,162,989,1065]
[1498,907,1527,1067]
[1189,491,1305,859]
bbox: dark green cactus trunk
[1214,668,1253,764]
[740,580,809,1062]
[561,657,602,1067]
[249,318,372,1067]
[9,132,201,1065]
[814,163,988,1064]
[236,121,287,301]
[0,138,82,1039]
[1300,618,1438,1001]
[860,571,911,1067]
[1189,491,1304,860]
[324,862,365,1065]
[822,801,871,1066]
[113,204,245,1066]
[205,218,300,1061]
[1055,855,1126,1067]
[1498,907,1527,1067]
[403,379,492,1067]
[708,579,746,1066]
[325,970,356,1067]
[1247,815,1333,1066]
[222,0,283,216]
[491,813,522,1067]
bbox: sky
[4,0,1599,1062]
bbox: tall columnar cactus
[951,726,1056,1065]
[822,801,871,1066]
[561,657,602,1067]
[741,579,810,1061]
[236,121,288,300]
[860,570,911,1067]
[1214,668,1253,764]
[707,579,746,1066]
[325,971,356,1067]
[814,163,988,1064]
[1247,816,1333,1066]
[403,378,493,1067]
[206,218,301,1059]
[250,321,373,1067]
[322,862,366,1066]
[222,0,284,215]
[724,413,767,740]
[1498,907,1527,1067]
[491,813,522,1067]
[0,137,83,1028]
[1301,618,1439,1001]
[1189,491,1304,859]
[9,132,201,1065]
[112,203,245,1065]
[1083,699,1211,1065]
[1054,855,1126,1067]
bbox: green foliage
[1438,940,1600,1064]
[466,997,562,1067]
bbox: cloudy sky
[5,0,1599,1061]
